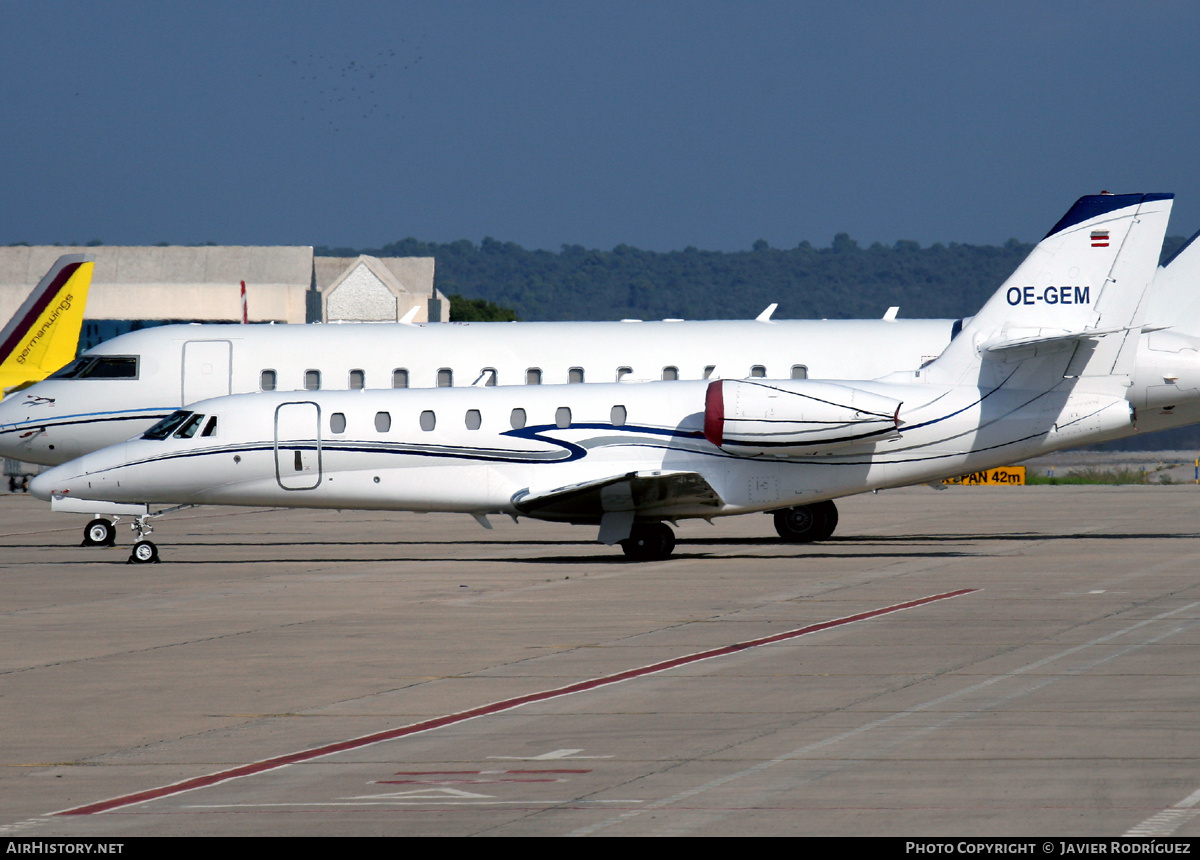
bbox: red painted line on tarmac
[55,587,975,816]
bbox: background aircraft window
[437,368,453,387]
[510,408,526,429]
[374,411,391,433]
[465,409,482,430]
[330,413,347,433]
[555,406,571,428]
[476,368,497,386]
[305,369,321,390]
[201,416,218,437]
[349,369,365,389]
[750,365,766,378]
[791,365,809,379]
[173,413,206,439]
[568,367,584,384]
[662,366,678,381]
[611,405,627,426]
[703,366,716,379]
[142,411,191,440]
[526,368,542,385]
[260,369,277,391]
[392,368,409,389]
[616,366,632,381]
[420,410,436,431]
[49,355,139,380]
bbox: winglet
[755,303,778,322]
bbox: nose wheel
[128,540,160,564]
[81,518,117,547]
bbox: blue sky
[3,1,1198,251]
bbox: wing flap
[512,470,724,524]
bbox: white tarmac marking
[488,748,612,761]
[1124,786,1200,837]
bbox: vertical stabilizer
[1145,228,1200,336]
[925,194,1172,387]
[0,254,95,395]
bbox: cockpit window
[200,416,218,437]
[143,411,192,440]
[173,413,206,439]
[49,355,139,380]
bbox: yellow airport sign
[942,466,1026,486]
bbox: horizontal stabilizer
[980,325,1134,358]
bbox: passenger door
[274,401,322,490]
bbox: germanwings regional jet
[0,255,94,397]
[35,194,1197,563]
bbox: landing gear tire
[620,522,676,561]
[773,500,838,543]
[128,540,160,564]
[82,518,116,547]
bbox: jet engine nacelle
[704,378,902,457]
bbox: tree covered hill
[319,235,1190,323]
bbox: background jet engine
[704,378,901,456]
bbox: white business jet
[32,193,1181,563]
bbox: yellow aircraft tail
[0,254,94,397]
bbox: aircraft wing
[512,469,724,542]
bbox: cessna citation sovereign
[34,193,1198,563]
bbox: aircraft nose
[28,445,123,500]
[29,463,75,501]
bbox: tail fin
[1145,228,1200,336]
[925,193,1172,387]
[0,254,95,395]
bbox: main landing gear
[81,518,117,547]
[619,522,676,561]
[772,500,839,543]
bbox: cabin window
[201,416,218,437]
[476,368,497,386]
[555,407,571,429]
[173,413,205,439]
[749,365,766,378]
[260,369,277,391]
[375,411,391,433]
[305,369,321,390]
[611,405,627,426]
[330,413,347,434]
[703,365,716,379]
[662,366,678,381]
[510,408,526,430]
[437,368,453,387]
[349,369,365,389]
[392,368,409,389]
[420,410,436,431]
[142,411,191,440]
[791,365,808,380]
[616,366,632,381]
[465,409,482,430]
[568,367,585,384]
[526,368,542,385]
